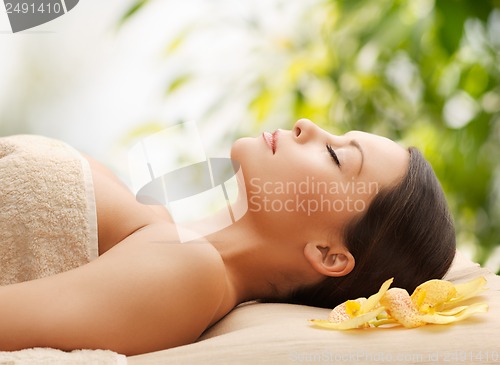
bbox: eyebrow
[349,139,364,177]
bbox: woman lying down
[0,119,455,356]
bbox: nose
[293,118,322,144]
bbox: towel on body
[0,135,98,285]
[0,347,127,365]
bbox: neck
[175,198,318,308]
[197,212,289,306]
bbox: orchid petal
[420,303,488,324]
[411,279,456,312]
[328,298,366,323]
[380,288,426,328]
[310,307,385,330]
[360,277,393,313]
[436,305,470,316]
[452,276,487,302]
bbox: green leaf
[162,27,194,57]
[117,0,149,27]
[165,74,192,95]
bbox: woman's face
[231,119,409,245]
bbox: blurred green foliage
[121,0,500,268]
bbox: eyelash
[326,144,341,167]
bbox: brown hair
[284,147,456,308]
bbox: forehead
[345,130,409,188]
[345,130,399,146]
[345,130,407,155]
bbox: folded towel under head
[0,135,98,285]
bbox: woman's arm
[0,224,226,356]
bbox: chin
[230,137,254,162]
[230,136,262,190]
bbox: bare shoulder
[109,223,226,286]
[82,154,174,253]
[98,223,229,333]
[0,223,229,355]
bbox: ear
[303,242,355,277]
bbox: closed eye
[326,144,341,167]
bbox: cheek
[325,187,375,228]
[298,179,375,229]
[245,173,340,227]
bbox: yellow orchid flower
[309,276,488,330]
[309,278,393,330]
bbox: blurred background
[1,0,499,272]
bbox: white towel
[0,347,127,365]
[0,135,98,285]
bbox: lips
[263,130,279,154]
